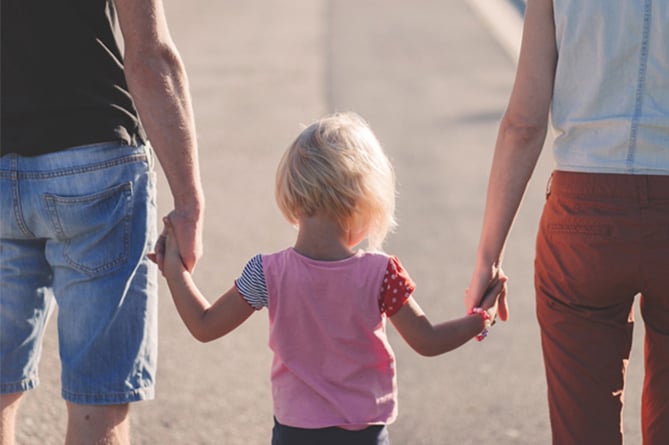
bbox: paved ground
[14,1,646,443]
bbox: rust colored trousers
[535,171,669,445]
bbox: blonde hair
[275,112,397,250]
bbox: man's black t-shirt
[1,0,146,156]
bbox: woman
[465,0,669,443]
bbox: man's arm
[114,0,204,271]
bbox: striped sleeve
[234,254,269,310]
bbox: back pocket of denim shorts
[45,182,133,276]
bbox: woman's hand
[475,270,508,323]
[466,264,509,322]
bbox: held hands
[166,207,204,271]
[466,272,508,341]
[472,272,508,323]
[149,216,188,275]
[148,208,202,273]
[465,262,509,322]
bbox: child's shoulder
[252,247,292,260]
[359,249,399,263]
[360,250,413,278]
[356,249,398,271]
[240,249,291,271]
[255,247,302,268]
[358,249,389,258]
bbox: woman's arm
[465,0,558,318]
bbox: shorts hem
[0,377,39,395]
[62,385,155,405]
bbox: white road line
[467,0,524,63]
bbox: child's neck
[294,214,355,261]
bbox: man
[0,0,204,443]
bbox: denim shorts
[0,142,158,405]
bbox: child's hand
[466,264,509,321]
[147,232,167,271]
[474,272,508,325]
[161,216,188,275]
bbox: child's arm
[390,277,505,357]
[162,218,254,343]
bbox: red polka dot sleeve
[379,256,416,317]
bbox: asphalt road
[13,1,645,444]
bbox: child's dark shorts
[272,418,390,445]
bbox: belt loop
[145,142,156,170]
[545,172,554,198]
[639,175,649,207]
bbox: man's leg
[49,144,157,442]
[0,393,23,445]
[65,403,130,445]
[0,238,53,445]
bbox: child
[155,112,506,445]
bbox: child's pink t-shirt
[235,248,415,430]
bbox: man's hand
[149,207,203,273]
[165,208,203,272]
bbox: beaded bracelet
[469,307,492,342]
